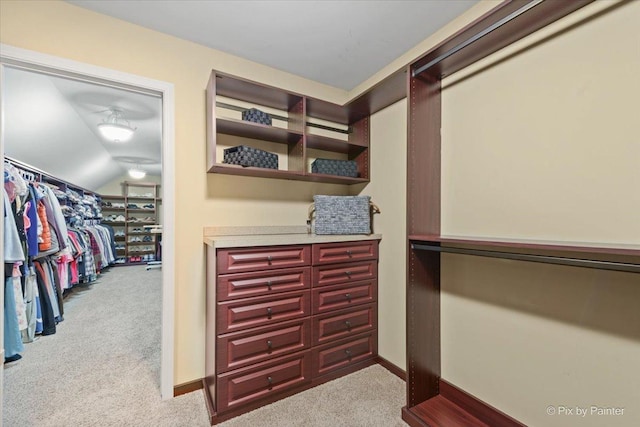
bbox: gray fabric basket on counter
[312,195,372,235]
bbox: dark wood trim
[404,396,488,427]
[402,406,430,427]
[406,70,440,236]
[207,164,369,185]
[405,380,526,427]
[376,356,406,381]
[406,247,440,408]
[409,234,640,257]
[173,378,203,397]
[439,379,525,427]
[215,70,304,110]
[202,378,216,425]
[411,242,640,274]
[406,60,442,410]
[216,117,303,145]
[345,68,408,122]
[411,0,595,80]
[206,72,217,171]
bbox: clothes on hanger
[3,161,115,363]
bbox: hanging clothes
[37,199,52,252]
[39,184,69,252]
[4,188,26,360]
[33,260,56,336]
[21,266,38,343]
[25,186,39,258]
[12,265,27,331]
[3,160,118,363]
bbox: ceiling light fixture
[128,166,146,179]
[98,108,136,142]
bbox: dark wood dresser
[203,238,379,424]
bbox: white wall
[98,174,162,196]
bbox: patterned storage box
[242,108,272,126]
[313,195,371,235]
[223,145,278,169]
[311,158,358,177]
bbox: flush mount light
[98,108,136,142]
[128,167,146,179]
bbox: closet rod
[412,0,544,78]
[215,102,351,134]
[4,156,98,197]
[411,243,640,274]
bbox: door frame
[0,43,176,400]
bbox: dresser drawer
[312,332,377,378]
[217,351,311,412]
[312,279,377,314]
[312,260,377,287]
[217,318,311,373]
[217,290,310,334]
[217,267,311,301]
[312,303,376,345]
[312,240,378,265]
[217,245,311,274]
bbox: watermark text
[546,405,625,417]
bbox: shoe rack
[101,181,161,265]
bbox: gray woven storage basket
[312,195,371,235]
[311,158,358,177]
[223,145,278,169]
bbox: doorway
[0,44,176,406]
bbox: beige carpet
[217,364,406,427]
[3,265,406,426]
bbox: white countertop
[203,226,381,249]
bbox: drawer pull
[345,271,352,277]
[345,349,352,359]
[345,320,352,330]
[346,250,353,257]
[267,376,273,390]
[266,307,273,319]
[267,255,273,264]
[267,340,273,350]
[345,293,352,302]
[266,280,272,290]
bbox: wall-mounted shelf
[217,117,303,144]
[207,70,370,184]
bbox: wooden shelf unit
[206,70,371,184]
[401,1,640,426]
[101,182,161,265]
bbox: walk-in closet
[2,65,164,425]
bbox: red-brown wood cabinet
[204,239,379,424]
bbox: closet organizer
[403,1,639,426]
[3,158,116,364]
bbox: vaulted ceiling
[4,67,161,191]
